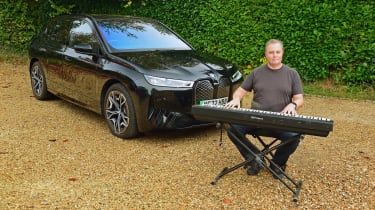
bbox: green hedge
[124,0,374,86]
[1,0,374,87]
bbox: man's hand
[224,98,241,109]
[281,103,298,115]
[224,87,247,109]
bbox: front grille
[194,80,213,104]
[217,77,230,98]
[193,77,231,104]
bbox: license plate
[199,97,228,106]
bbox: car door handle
[64,56,71,62]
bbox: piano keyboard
[191,104,334,137]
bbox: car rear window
[97,18,191,52]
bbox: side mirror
[73,44,96,55]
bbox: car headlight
[144,75,194,88]
[231,71,243,82]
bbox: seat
[213,123,303,202]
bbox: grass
[0,49,28,65]
[1,50,374,101]
[303,80,374,101]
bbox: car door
[61,19,103,109]
[41,18,71,93]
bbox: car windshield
[97,18,192,52]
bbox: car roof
[54,14,156,23]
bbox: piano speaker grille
[194,80,213,104]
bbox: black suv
[28,14,242,138]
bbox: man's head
[265,39,284,69]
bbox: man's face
[265,43,284,67]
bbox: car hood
[113,50,234,81]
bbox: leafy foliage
[0,0,373,87]
[0,0,35,51]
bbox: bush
[123,0,374,86]
[0,0,373,87]
[0,0,35,51]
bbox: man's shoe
[270,164,286,179]
[247,161,262,176]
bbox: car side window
[45,19,71,46]
[68,20,98,48]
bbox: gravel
[1,62,374,209]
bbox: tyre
[103,83,139,139]
[30,61,50,100]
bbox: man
[224,39,304,177]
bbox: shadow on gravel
[142,125,219,141]
[43,96,221,142]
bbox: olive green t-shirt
[241,64,303,112]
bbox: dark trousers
[227,124,301,167]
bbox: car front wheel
[104,83,138,139]
[30,61,50,100]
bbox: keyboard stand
[212,123,303,202]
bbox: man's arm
[292,94,304,110]
[224,87,248,108]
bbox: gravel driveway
[1,62,374,209]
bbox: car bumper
[143,78,241,130]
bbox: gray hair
[265,39,284,51]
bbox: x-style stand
[213,123,303,202]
